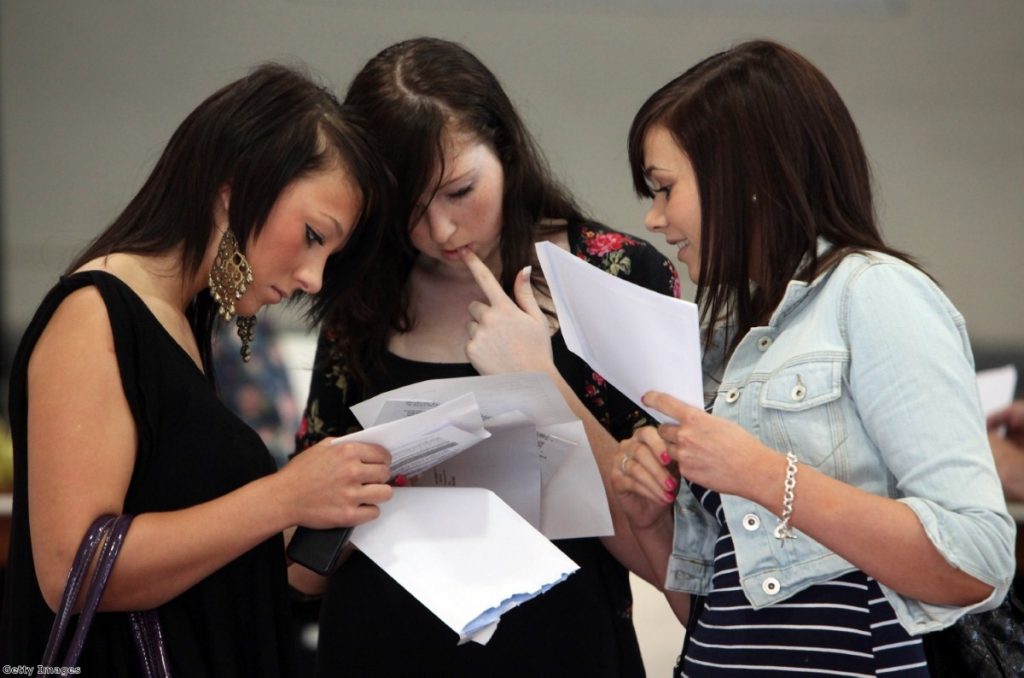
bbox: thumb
[514,266,545,322]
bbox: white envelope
[351,487,579,645]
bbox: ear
[218,184,232,217]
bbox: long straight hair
[69,63,391,374]
[335,37,585,382]
[628,40,920,354]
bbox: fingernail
[663,490,675,503]
[660,452,671,465]
[664,477,677,491]
[521,265,532,278]
[394,474,407,487]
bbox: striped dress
[679,482,931,677]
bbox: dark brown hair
[335,37,585,381]
[628,39,920,354]
[69,63,391,373]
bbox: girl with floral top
[292,37,678,677]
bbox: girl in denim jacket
[613,39,1015,676]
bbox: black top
[0,271,293,676]
[296,223,679,678]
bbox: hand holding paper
[286,393,491,575]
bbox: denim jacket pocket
[759,355,847,468]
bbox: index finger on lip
[460,247,507,305]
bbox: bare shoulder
[27,285,122,404]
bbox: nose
[295,258,325,296]
[644,195,668,232]
[422,203,456,244]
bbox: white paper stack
[351,372,613,540]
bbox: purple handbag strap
[63,513,135,665]
[41,514,172,676]
[41,514,117,665]
[130,609,174,677]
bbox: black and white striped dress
[679,482,930,677]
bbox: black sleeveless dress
[0,271,293,676]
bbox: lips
[441,245,470,260]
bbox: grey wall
[2,0,1023,364]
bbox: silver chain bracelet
[772,451,799,541]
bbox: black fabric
[297,222,678,677]
[0,271,293,676]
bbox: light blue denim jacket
[665,246,1016,635]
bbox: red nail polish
[664,477,677,491]
[663,490,675,503]
[394,474,408,487]
[660,452,671,465]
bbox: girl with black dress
[1,63,395,675]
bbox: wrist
[254,470,297,533]
[749,446,790,516]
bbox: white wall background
[3,1,1023,674]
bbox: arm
[641,263,1013,608]
[29,289,391,611]
[645,395,993,605]
[610,427,691,622]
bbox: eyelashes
[447,184,473,200]
[305,224,325,246]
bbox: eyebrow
[321,211,344,237]
[320,211,350,253]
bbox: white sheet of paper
[351,487,579,645]
[535,240,703,422]
[977,365,1018,416]
[418,412,543,529]
[332,392,490,478]
[350,373,613,539]
[353,371,576,427]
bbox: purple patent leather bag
[41,514,172,676]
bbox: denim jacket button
[757,336,772,351]
[725,388,740,403]
[762,577,782,595]
[742,513,761,531]
[791,385,806,401]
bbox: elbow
[37,564,69,614]
[950,577,996,608]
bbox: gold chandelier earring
[208,228,257,362]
